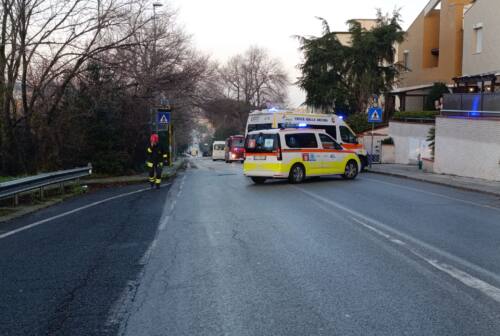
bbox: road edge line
[0,188,150,240]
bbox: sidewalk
[367,164,500,197]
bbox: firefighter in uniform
[146,134,168,189]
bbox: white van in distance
[212,141,226,161]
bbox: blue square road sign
[368,107,383,123]
[157,110,171,125]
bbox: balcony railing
[442,93,500,118]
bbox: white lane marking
[350,216,500,303]
[351,217,407,246]
[291,186,500,293]
[159,216,170,231]
[138,237,159,265]
[107,178,178,329]
[0,188,151,240]
[427,260,500,303]
[362,176,500,212]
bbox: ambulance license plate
[254,156,266,160]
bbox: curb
[367,170,500,197]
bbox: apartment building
[454,0,500,92]
[392,0,474,111]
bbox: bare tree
[198,47,288,136]
[0,0,151,173]
[218,46,288,108]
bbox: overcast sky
[168,0,428,107]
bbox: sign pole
[169,122,173,166]
[370,122,374,168]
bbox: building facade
[392,0,474,111]
[334,19,377,46]
[462,0,500,77]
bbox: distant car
[225,135,245,163]
[212,141,226,161]
[244,128,361,184]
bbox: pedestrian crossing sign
[157,111,171,125]
[368,107,383,123]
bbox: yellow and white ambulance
[245,109,368,169]
[243,128,361,184]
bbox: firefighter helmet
[150,133,159,145]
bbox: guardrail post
[40,187,44,201]
[60,182,65,196]
[13,194,19,207]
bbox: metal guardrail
[0,164,92,205]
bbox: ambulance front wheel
[289,164,306,184]
[251,177,267,184]
[342,160,359,180]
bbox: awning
[390,84,435,94]
[454,71,500,84]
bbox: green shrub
[392,111,438,120]
[346,113,375,133]
[425,82,449,110]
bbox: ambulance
[243,128,361,184]
[245,109,368,169]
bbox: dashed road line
[351,215,500,304]
[292,185,500,304]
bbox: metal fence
[442,93,500,117]
[0,164,92,205]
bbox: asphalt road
[1,158,500,335]
[0,183,172,335]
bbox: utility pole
[151,2,163,133]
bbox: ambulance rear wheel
[289,164,305,184]
[251,177,266,184]
[342,160,358,180]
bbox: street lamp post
[151,2,163,133]
[152,2,163,62]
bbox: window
[285,133,318,148]
[319,134,343,150]
[232,138,245,148]
[247,123,273,133]
[339,126,358,144]
[474,25,483,54]
[245,133,278,152]
[403,50,410,71]
[310,125,337,140]
[213,144,225,151]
